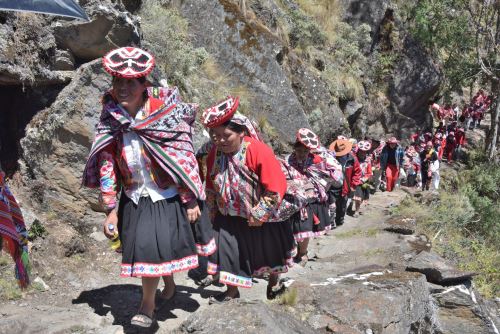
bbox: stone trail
[1,188,497,333]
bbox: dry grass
[278,287,298,306]
[296,0,343,43]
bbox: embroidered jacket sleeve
[97,144,121,211]
[245,138,287,223]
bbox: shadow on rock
[72,284,219,333]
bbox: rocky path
[1,187,498,333]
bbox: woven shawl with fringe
[0,172,30,288]
[82,87,205,200]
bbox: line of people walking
[0,46,489,329]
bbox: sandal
[266,283,286,300]
[195,276,214,287]
[156,285,177,310]
[130,313,154,328]
[294,253,308,266]
[208,291,240,305]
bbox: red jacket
[455,132,466,146]
[337,153,362,197]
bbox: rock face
[20,60,110,230]
[341,0,440,139]
[176,300,316,334]
[406,251,476,285]
[431,283,499,334]
[54,0,140,61]
[176,0,311,143]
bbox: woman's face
[112,77,146,111]
[294,144,310,161]
[210,126,245,154]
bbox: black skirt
[292,202,331,242]
[117,194,216,278]
[207,212,295,288]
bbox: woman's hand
[103,209,118,239]
[185,200,201,223]
[248,216,264,227]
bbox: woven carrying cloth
[102,47,155,78]
[82,87,205,200]
[0,172,30,288]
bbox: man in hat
[329,139,361,225]
[380,137,404,192]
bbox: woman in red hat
[82,47,216,327]
[201,97,295,302]
[352,140,373,216]
[286,128,343,263]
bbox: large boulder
[0,12,70,85]
[340,0,441,140]
[20,60,110,230]
[53,0,140,61]
[406,251,476,285]
[176,300,316,334]
[431,283,499,334]
[175,0,311,143]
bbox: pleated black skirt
[117,194,216,277]
[292,201,331,242]
[207,212,295,288]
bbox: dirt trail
[0,188,413,334]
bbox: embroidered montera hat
[296,128,320,150]
[102,47,155,78]
[202,96,240,128]
[357,140,372,151]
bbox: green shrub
[28,219,47,241]
[287,9,327,49]
[394,159,500,297]
[139,2,209,86]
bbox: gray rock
[406,251,476,284]
[175,300,316,334]
[53,0,140,61]
[383,216,416,235]
[432,284,496,334]
[21,60,109,230]
[176,0,310,144]
[53,49,75,71]
[90,231,108,243]
[294,271,434,333]
[33,277,50,291]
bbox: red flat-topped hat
[357,140,371,151]
[202,96,240,128]
[103,47,155,78]
[387,136,399,144]
[296,128,320,150]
